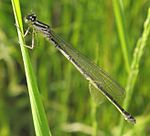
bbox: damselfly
[24,14,136,124]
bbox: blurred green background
[0,0,150,136]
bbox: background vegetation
[0,0,150,135]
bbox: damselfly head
[25,14,37,23]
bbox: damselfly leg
[23,27,36,49]
[15,23,36,49]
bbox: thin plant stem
[11,0,52,135]
[119,8,150,135]
[112,0,130,73]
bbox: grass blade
[11,0,52,136]
[112,0,130,73]
[119,8,150,135]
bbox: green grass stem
[119,8,150,135]
[11,0,52,135]
[112,0,130,73]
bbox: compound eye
[26,14,36,22]
[31,15,36,21]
